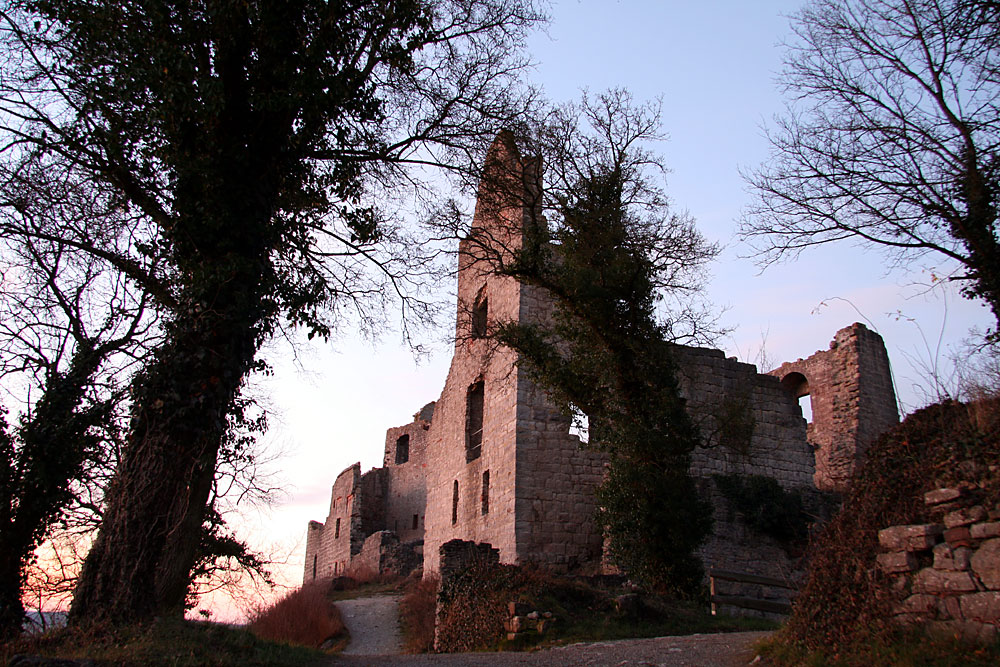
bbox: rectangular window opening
[481,470,490,515]
[466,380,484,462]
[452,480,459,525]
[472,291,488,338]
[395,434,410,464]
[412,514,419,530]
[335,517,341,539]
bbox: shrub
[248,581,344,648]
[712,473,811,547]
[399,574,438,653]
[776,398,1000,656]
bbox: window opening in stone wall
[472,287,488,338]
[781,372,813,423]
[312,555,317,580]
[395,434,410,464]
[481,470,490,515]
[568,404,589,444]
[335,517,341,539]
[412,514,419,530]
[466,380,484,461]
[452,480,459,525]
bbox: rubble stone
[879,524,943,552]
[912,568,977,595]
[924,488,963,505]
[971,539,1000,590]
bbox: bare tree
[0,0,543,626]
[741,0,1000,335]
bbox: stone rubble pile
[504,601,555,641]
[877,485,1000,643]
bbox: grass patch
[1,617,325,667]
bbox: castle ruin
[304,135,899,589]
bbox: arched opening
[781,372,813,423]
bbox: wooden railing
[709,568,797,616]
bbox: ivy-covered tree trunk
[71,178,278,622]
[0,348,106,639]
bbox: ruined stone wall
[422,267,522,574]
[303,463,362,581]
[383,416,431,543]
[672,345,816,584]
[513,284,605,571]
[878,487,1000,643]
[768,323,898,491]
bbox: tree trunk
[69,268,268,624]
[0,552,25,640]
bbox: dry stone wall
[878,487,1000,643]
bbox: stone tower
[421,133,606,574]
[768,323,898,491]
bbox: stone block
[879,524,943,552]
[894,593,938,615]
[944,505,988,529]
[971,539,1000,590]
[913,568,977,595]
[944,526,974,548]
[940,595,963,620]
[878,551,918,574]
[925,488,963,505]
[926,620,997,643]
[960,591,1000,622]
[933,543,971,571]
[971,522,1000,540]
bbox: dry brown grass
[399,574,438,653]
[248,580,345,649]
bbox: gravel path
[336,594,404,656]
[330,630,771,666]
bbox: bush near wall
[769,398,1000,660]
[248,580,345,649]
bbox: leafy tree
[0,0,541,625]
[460,92,719,593]
[741,0,1000,335]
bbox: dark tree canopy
[742,0,1000,334]
[0,0,542,625]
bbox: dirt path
[336,594,404,656]
[330,630,770,666]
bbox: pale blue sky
[209,0,995,617]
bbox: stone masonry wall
[383,414,431,543]
[305,134,903,592]
[674,345,816,589]
[768,323,898,491]
[877,487,1000,643]
[303,463,362,581]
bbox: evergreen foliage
[488,93,718,595]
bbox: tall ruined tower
[421,134,606,574]
[768,323,898,491]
